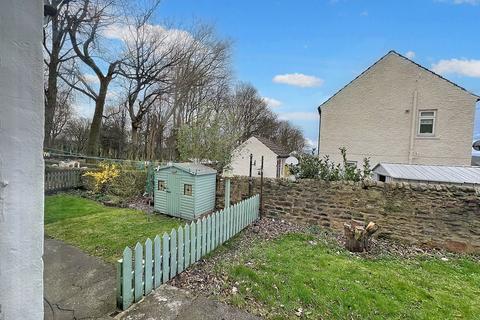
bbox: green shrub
[290,147,371,181]
[109,169,147,199]
[81,162,147,200]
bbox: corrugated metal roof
[373,163,480,185]
[156,162,217,175]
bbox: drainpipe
[317,108,322,156]
[408,90,418,164]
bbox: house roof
[156,162,217,175]
[318,50,480,111]
[254,136,290,157]
[373,162,480,185]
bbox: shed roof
[373,163,480,185]
[254,136,290,157]
[156,162,217,176]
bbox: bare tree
[226,82,274,141]
[50,86,74,145]
[43,0,76,147]
[118,5,185,158]
[64,0,123,156]
[61,117,91,153]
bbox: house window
[418,110,436,136]
[158,180,166,191]
[184,184,192,196]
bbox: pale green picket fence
[116,194,260,310]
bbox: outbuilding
[154,162,217,220]
[373,162,480,187]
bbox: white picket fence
[116,194,260,310]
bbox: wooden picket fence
[45,169,84,192]
[116,194,260,310]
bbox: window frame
[157,180,166,191]
[417,110,437,137]
[345,160,357,168]
[184,184,193,196]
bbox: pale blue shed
[154,162,217,220]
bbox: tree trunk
[344,220,378,252]
[44,14,61,148]
[86,79,109,156]
[131,123,140,160]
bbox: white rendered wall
[230,137,279,178]
[0,1,44,319]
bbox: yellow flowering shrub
[83,162,120,193]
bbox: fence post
[153,235,162,289]
[162,233,170,283]
[170,229,177,278]
[144,238,153,295]
[260,156,264,218]
[177,226,184,273]
[225,177,231,208]
[134,243,143,302]
[120,247,133,310]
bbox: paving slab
[44,237,116,320]
[117,285,261,320]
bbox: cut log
[344,220,378,252]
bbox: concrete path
[117,285,261,320]
[43,237,116,320]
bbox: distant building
[230,136,290,178]
[373,162,480,187]
[317,50,479,167]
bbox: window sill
[415,136,439,140]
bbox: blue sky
[153,0,480,152]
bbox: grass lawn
[221,233,480,320]
[45,194,183,263]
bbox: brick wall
[216,177,480,253]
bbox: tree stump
[344,220,378,252]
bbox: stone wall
[216,177,480,253]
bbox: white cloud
[405,51,416,59]
[306,138,318,148]
[277,112,318,121]
[263,97,282,108]
[73,101,94,118]
[103,23,193,47]
[273,73,324,88]
[432,58,480,77]
[360,10,369,16]
[82,73,99,84]
[435,0,480,4]
[453,0,479,4]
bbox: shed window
[418,110,436,136]
[184,184,192,196]
[157,180,166,191]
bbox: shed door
[166,170,181,215]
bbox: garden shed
[154,162,217,219]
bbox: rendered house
[317,50,479,167]
[230,136,290,178]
